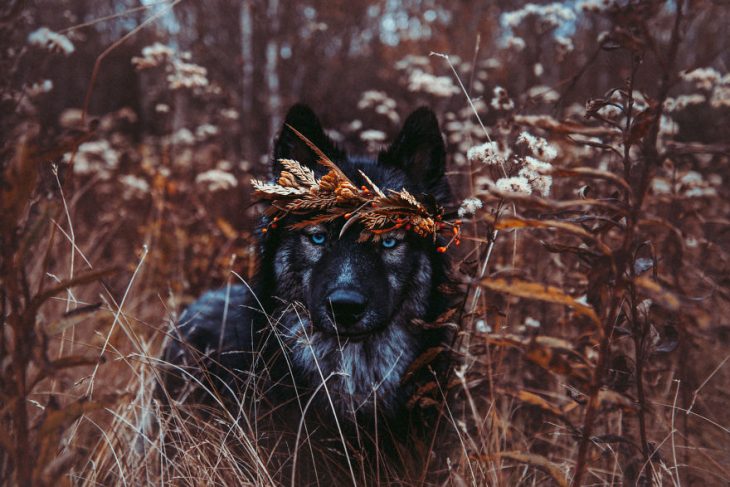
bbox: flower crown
[252,125,461,252]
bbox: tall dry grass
[2,1,730,486]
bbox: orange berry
[437,246,447,253]
[261,228,268,234]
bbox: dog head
[258,104,452,418]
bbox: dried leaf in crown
[251,125,461,252]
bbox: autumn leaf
[634,275,679,310]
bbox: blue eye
[381,237,398,249]
[310,232,327,245]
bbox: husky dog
[159,104,455,480]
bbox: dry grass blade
[479,277,600,325]
[46,306,103,336]
[39,400,108,435]
[489,216,612,255]
[551,166,631,193]
[30,266,119,312]
[496,388,566,418]
[478,451,569,487]
[634,275,680,311]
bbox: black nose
[327,289,368,327]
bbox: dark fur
[158,104,455,482]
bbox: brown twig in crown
[251,125,461,252]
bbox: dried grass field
[1,1,730,486]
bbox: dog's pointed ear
[380,107,446,190]
[273,104,338,174]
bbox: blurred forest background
[1,0,730,485]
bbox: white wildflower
[710,85,730,108]
[685,187,716,198]
[395,55,430,70]
[132,42,174,69]
[216,160,233,171]
[502,3,576,30]
[64,140,119,179]
[59,109,84,129]
[360,129,387,142]
[346,119,363,132]
[681,67,721,91]
[220,108,240,120]
[467,141,506,166]
[680,171,703,186]
[597,104,622,118]
[514,114,562,129]
[520,156,553,197]
[445,121,464,132]
[167,60,208,90]
[651,177,672,194]
[407,70,459,97]
[658,115,678,138]
[458,197,483,217]
[475,319,492,333]
[120,174,150,199]
[358,90,397,110]
[664,94,705,112]
[680,171,716,198]
[527,85,560,104]
[555,35,574,56]
[458,99,487,118]
[359,90,399,123]
[170,128,195,146]
[517,131,558,160]
[28,27,75,56]
[523,156,553,174]
[525,316,541,328]
[533,63,544,77]
[325,129,344,143]
[577,0,614,12]
[491,86,514,111]
[196,123,219,140]
[481,57,502,70]
[496,176,532,195]
[504,35,526,51]
[26,79,53,97]
[453,153,467,166]
[155,103,170,113]
[196,169,238,192]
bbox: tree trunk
[265,0,281,166]
[239,0,255,165]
